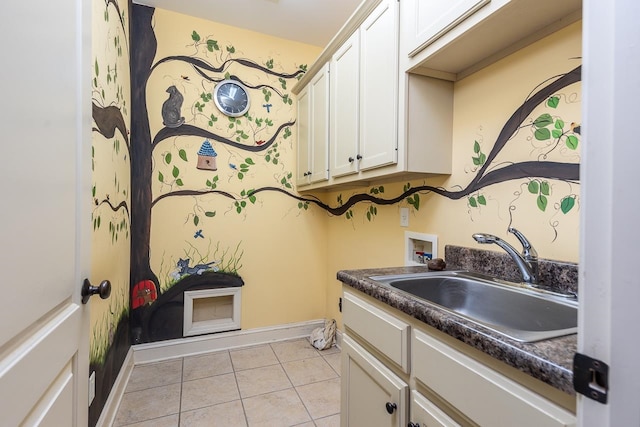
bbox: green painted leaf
[472,156,481,166]
[172,166,179,178]
[158,171,164,182]
[469,197,478,207]
[95,59,99,77]
[236,206,242,214]
[533,113,553,128]
[191,31,201,42]
[366,212,372,221]
[240,201,246,208]
[206,179,212,187]
[238,172,244,179]
[566,135,579,149]
[555,119,565,129]
[478,153,486,165]
[194,215,199,226]
[205,211,216,217]
[473,140,481,153]
[207,39,219,51]
[179,149,188,161]
[534,127,551,141]
[245,158,255,165]
[552,129,563,138]
[298,202,303,209]
[528,181,539,194]
[540,181,550,196]
[249,195,257,203]
[176,179,184,186]
[561,196,575,214]
[547,96,560,108]
[413,195,420,211]
[537,195,548,211]
[165,153,172,164]
[478,195,487,205]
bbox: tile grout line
[177,357,184,426]
[230,349,251,426]
[271,341,319,425]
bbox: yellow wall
[323,22,582,326]
[90,0,131,364]
[148,9,325,330]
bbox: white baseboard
[95,347,134,427]
[133,319,326,365]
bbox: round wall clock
[213,79,251,117]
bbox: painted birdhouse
[132,280,157,309]
[197,140,217,171]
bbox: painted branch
[98,199,131,217]
[92,103,130,150]
[153,55,305,80]
[471,66,581,188]
[249,161,579,215]
[152,189,237,208]
[152,121,295,151]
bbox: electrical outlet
[89,371,96,405]
[400,207,409,227]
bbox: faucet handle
[508,227,538,258]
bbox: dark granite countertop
[337,263,577,395]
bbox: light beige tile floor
[113,338,341,427]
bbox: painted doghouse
[197,140,217,170]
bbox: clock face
[213,79,250,117]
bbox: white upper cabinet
[331,0,399,179]
[405,0,491,58]
[400,0,582,79]
[294,0,454,190]
[330,31,360,178]
[358,0,399,171]
[296,63,330,187]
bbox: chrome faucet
[472,227,539,285]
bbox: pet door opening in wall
[183,288,241,336]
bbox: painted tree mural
[90,0,131,424]
[90,5,581,344]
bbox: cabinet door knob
[356,154,362,160]
[408,423,421,427]
[385,402,397,414]
[348,156,354,163]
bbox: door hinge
[573,352,609,404]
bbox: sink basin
[368,271,577,342]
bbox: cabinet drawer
[343,291,410,372]
[412,329,576,427]
[410,390,460,427]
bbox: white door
[580,0,640,425]
[0,0,92,425]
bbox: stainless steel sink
[368,271,577,342]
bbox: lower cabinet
[342,287,577,427]
[341,335,408,427]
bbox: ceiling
[132,0,363,47]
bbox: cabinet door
[309,63,330,183]
[410,390,461,427]
[331,31,360,178]
[359,0,399,171]
[342,335,408,427]
[404,0,491,57]
[296,84,311,186]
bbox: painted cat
[175,258,218,276]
